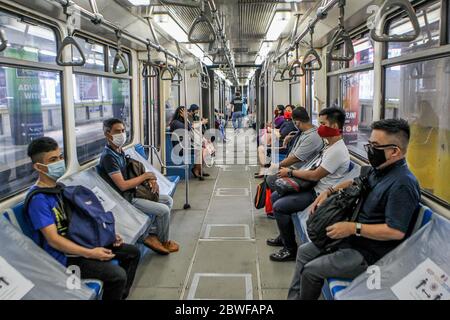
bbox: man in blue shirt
[288,119,421,300]
[26,137,140,300]
[99,118,179,255]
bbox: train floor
[128,126,295,300]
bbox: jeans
[287,242,368,300]
[232,111,243,129]
[271,190,317,252]
[67,243,140,300]
[131,194,173,243]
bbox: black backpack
[306,167,372,252]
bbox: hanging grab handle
[0,29,8,52]
[289,44,306,78]
[301,26,322,71]
[188,1,216,44]
[327,1,355,62]
[112,30,129,74]
[160,54,174,81]
[56,3,86,67]
[142,42,159,78]
[280,53,294,81]
[370,0,421,43]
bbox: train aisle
[129,125,294,300]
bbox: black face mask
[367,147,387,169]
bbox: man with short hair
[25,137,140,300]
[268,107,350,262]
[99,118,179,255]
[231,92,244,130]
[288,119,421,300]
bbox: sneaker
[269,248,297,262]
[163,240,180,253]
[143,235,170,255]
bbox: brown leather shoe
[163,240,180,253]
[143,235,169,255]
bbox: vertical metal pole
[183,68,190,209]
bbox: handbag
[124,155,159,202]
[254,178,269,209]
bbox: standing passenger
[231,92,244,131]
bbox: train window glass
[73,74,131,163]
[329,44,346,71]
[0,66,62,200]
[0,12,57,64]
[349,34,374,68]
[107,47,130,74]
[73,37,105,71]
[384,57,450,205]
[341,70,374,158]
[387,1,441,59]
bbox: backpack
[24,184,116,249]
[62,185,116,249]
[306,166,372,252]
[124,155,159,202]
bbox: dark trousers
[271,190,317,252]
[67,243,140,300]
[288,242,368,300]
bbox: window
[0,12,58,64]
[384,57,450,205]
[73,74,131,163]
[349,33,374,68]
[328,75,340,108]
[0,66,62,200]
[387,1,441,59]
[73,36,105,71]
[341,70,374,158]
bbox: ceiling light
[127,0,150,5]
[255,41,273,64]
[153,13,188,43]
[266,11,291,41]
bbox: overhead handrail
[188,0,216,44]
[112,30,129,74]
[56,2,86,67]
[281,53,294,81]
[0,29,8,52]
[301,25,322,71]
[142,41,159,78]
[160,53,174,81]
[159,0,202,7]
[327,0,355,62]
[370,0,421,43]
[88,0,103,25]
[289,43,306,78]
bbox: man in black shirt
[231,92,244,131]
[288,119,421,300]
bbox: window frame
[71,32,133,165]
[0,7,66,201]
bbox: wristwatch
[355,223,362,237]
[287,169,294,178]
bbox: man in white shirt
[268,107,350,262]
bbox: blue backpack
[62,185,116,249]
[25,184,116,249]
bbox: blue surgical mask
[43,160,66,181]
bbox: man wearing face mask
[268,107,350,262]
[99,118,179,256]
[287,119,421,300]
[25,137,141,300]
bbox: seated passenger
[278,105,296,141]
[255,107,322,179]
[268,107,350,262]
[273,105,286,129]
[99,118,179,255]
[26,137,140,300]
[288,119,420,300]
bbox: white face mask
[111,132,127,147]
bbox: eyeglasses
[364,143,398,153]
